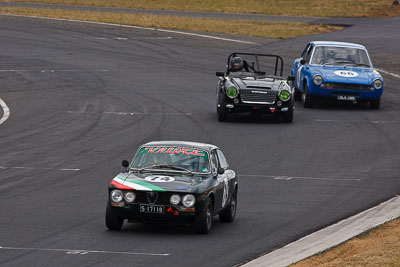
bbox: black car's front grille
[325,83,371,91]
[134,191,170,205]
[240,91,276,104]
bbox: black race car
[106,141,238,234]
[216,52,295,122]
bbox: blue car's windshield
[310,46,371,67]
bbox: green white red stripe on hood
[110,175,166,191]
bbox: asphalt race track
[0,15,399,267]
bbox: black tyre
[105,201,124,230]
[282,107,294,123]
[219,187,237,223]
[294,88,302,101]
[194,197,213,234]
[302,83,313,108]
[217,93,229,122]
[370,98,381,109]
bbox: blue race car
[292,41,384,109]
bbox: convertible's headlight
[170,194,181,205]
[182,194,195,208]
[373,79,383,90]
[110,190,123,203]
[226,86,239,98]
[313,75,323,86]
[124,191,136,203]
[279,90,291,102]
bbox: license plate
[140,204,164,214]
[337,95,356,101]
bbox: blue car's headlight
[313,75,323,86]
[373,79,383,90]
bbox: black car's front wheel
[194,197,213,234]
[217,92,229,122]
[105,201,124,230]
[219,187,237,222]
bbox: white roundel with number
[145,175,175,183]
[334,70,358,78]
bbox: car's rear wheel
[302,84,313,108]
[105,201,124,230]
[219,187,237,222]
[194,197,213,234]
[370,98,381,109]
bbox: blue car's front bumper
[308,83,383,100]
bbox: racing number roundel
[334,70,358,78]
[145,175,175,183]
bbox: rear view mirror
[215,72,225,77]
[287,75,295,81]
[122,160,129,168]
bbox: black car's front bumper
[223,102,292,115]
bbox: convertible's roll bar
[227,52,284,77]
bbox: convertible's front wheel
[217,93,229,121]
[194,197,213,234]
[105,201,124,230]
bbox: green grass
[1,0,395,17]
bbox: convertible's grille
[325,83,371,91]
[240,91,276,104]
[133,191,170,205]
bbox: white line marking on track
[0,97,10,125]
[240,174,361,181]
[0,166,80,171]
[0,246,169,256]
[0,69,108,72]
[1,14,258,45]
[376,68,400,79]
[316,119,400,124]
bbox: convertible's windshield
[131,147,210,173]
[310,46,371,67]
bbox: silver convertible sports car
[216,52,295,122]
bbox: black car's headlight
[226,86,239,98]
[124,191,136,203]
[182,194,195,208]
[279,90,291,102]
[313,75,323,86]
[110,190,123,203]
[170,194,181,205]
[373,79,383,89]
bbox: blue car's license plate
[337,95,356,101]
[140,204,164,214]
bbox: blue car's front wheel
[302,84,313,108]
[370,98,381,109]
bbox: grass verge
[2,0,399,17]
[0,7,342,39]
[292,217,400,267]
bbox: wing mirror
[300,58,306,65]
[287,75,295,81]
[122,160,129,168]
[216,72,225,77]
[217,168,225,175]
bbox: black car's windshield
[310,46,371,67]
[131,147,210,173]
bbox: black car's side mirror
[287,75,295,81]
[122,160,129,168]
[217,168,225,175]
[300,59,306,65]
[216,72,225,77]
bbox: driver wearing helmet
[229,56,251,73]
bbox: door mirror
[217,168,225,175]
[216,72,225,77]
[287,75,295,81]
[300,59,306,65]
[122,160,129,168]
